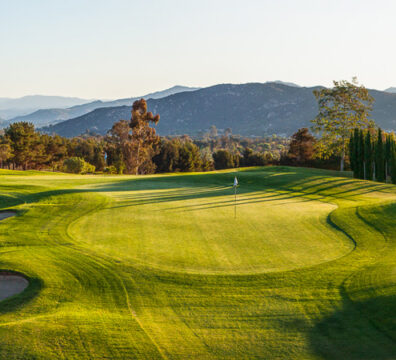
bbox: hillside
[1,167,396,358]
[42,82,396,138]
[6,86,199,128]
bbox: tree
[93,146,105,171]
[213,150,238,169]
[287,128,316,164]
[385,133,393,179]
[5,122,41,169]
[391,140,396,184]
[201,149,214,171]
[242,147,254,166]
[129,99,160,174]
[106,99,160,174]
[375,128,385,182]
[42,134,68,170]
[177,140,202,172]
[364,130,373,180]
[0,141,12,168]
[357,129,365,179]
[153,138,180,172]
[154,137,213,173]
[241,147,268,166]
[311,78,374,171]
[107,120,130,172]
[349,129,357,176]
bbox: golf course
[0,166,395,359]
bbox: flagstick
[234,184,237,219]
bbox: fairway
[1,167,396,359]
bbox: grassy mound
[0,166,395,359]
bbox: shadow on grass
[0,272,43,315]
[102,178,390,212]
[4,167,393,213]
[309,294,396,359]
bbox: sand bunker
[0,274,28,301]
[0,211,29,301]
[0,211,16,221]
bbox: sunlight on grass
[0,167,396,359]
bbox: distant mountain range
[0,95,94,120]
[385,87,396,93]
[40,82,396,138]
[270,80,301,88]
[1,86,199,128]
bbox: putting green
[70,187,353,274]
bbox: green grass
[0,166,395,359]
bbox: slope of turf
[0,166,395,359]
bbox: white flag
[233,176,238,187]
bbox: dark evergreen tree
[354,128,361,177]
[93,147,105,171]
[153,139,180,172]
[391,140,396,184]
[178,141,202,172]
[385,134,392,179]
[349,128,364,178]
[364,131,373,181]
[357,129,365,179]
[349,130,356,175]
[213,150,236,169]
[5,122,41,170]
[375,128,385,182]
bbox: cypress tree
[353,128,361,178]
[385,134,392,180]
[391,139,396,184]
[349,130,356,176]
[358,129,365,179]
[364,131,373,181]
[375,128,385,182]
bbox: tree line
[0,99,285,174]
[349,127,396,183]
[0,122,106,171]
[2,79,393,181]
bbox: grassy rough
[0,166,395,359]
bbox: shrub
[63,157,95,174]
[104,166,118,174]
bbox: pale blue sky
[1,0,395,99]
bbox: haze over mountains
[385,87,396,93]
[4,83,396,138]
[1,86,199,128]
[40,82,396,138]
[0,95,93,120]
